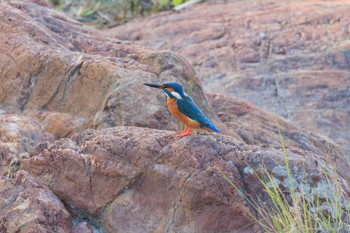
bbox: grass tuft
[49,0,190,28]
[219,122,350,233]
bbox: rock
[0,114,53,177]
[106,0,350,160]
[1,1,350,232]
[72,222,93,233]
[0,170,71,233]
[27,111,89,139]
[21,126,350,233]
[207,93,350,180]
[0,0,221,138]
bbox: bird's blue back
[161,82,220,133]
[176,95,220,132]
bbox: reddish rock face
[73,222,93,233]
[22,126,349,233]
[0,170,71,233]
[207,93,350,180]
[27,111,89,139]
[0,1,350,232]
[0,0,220,138]
[0,114,53,176]
[106,0,350,159]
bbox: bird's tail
[206,122,220,133]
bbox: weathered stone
[22,126,350,233]
[1,1,350,232]
[207,93,350,180]
[72,222,93,233]
[27,111,89,139]
[0,114,53,177]
[0,170,71,233]
[0,0,221,138]
[107,0,350,160]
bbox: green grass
[49,0,190,28]
[219,123,350,233]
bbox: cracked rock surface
[20,126,349,233]
[0,0,220,139]
[0,114,53,177]
[0,170,71,233]
[207,93,350,180]
[107,0,350,162]
[0,0,350,232]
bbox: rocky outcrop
[0,114,53,177]
[1,0,350,232]
[207,93,350,180]
[26,111,88,139]
[0,113,348,232]
[2,0,347,165]
[0,170,71,233]
[107,0,350,159]
[21,126,349,233]
[0,0,220,139]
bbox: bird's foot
[177,126,191,138]
[179,131,191,138]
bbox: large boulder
[22,126,350,233]
[107,0,350,159]
[0,0,220,139]
[0,170,71,233]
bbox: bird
[143,81,220,137]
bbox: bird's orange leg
[177,125,189,134]
[178,125,192,138]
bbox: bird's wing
[176,96,207,123]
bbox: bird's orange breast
[167,97,200,129]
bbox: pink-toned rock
[0,0,221,138]
[23,128,172,215]
[1,1,349,232]
[73,222,93,233]
[207,93,350,180]
[0,170,71,233]
[107,0,350,160]
[0,114,53,176]
[22,126,350,233]
[27,111,89,139]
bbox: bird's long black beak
[143,82,163,89]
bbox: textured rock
[22,126,350,233]
[107,0,350,158]
[1,1,350,232]
[207,93,350,180]
[72,222,93,233]
[0,114,53,177]
[27,111,89,139]
[0,0,220,138]
[0,170,71,233]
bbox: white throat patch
[171,91,183,99]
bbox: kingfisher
[144,82,220,137]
